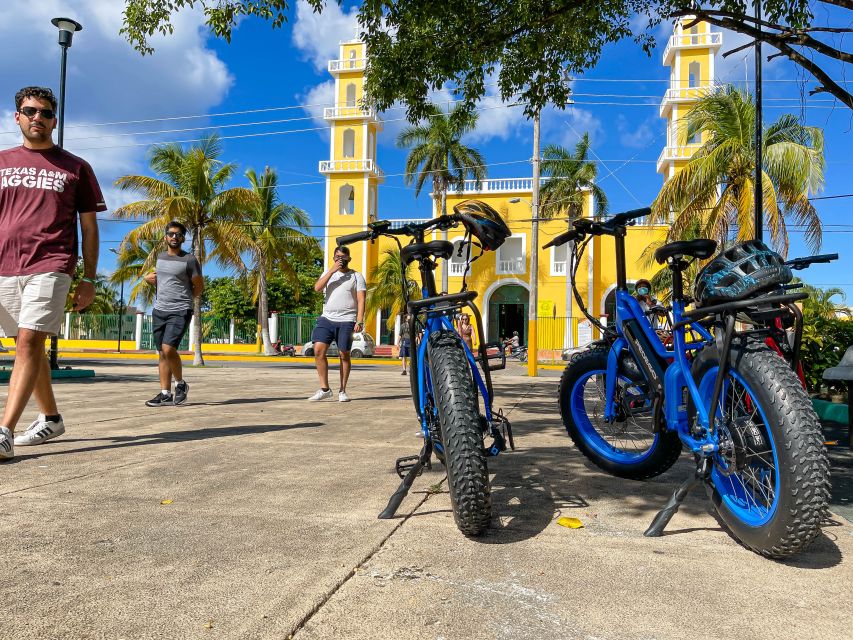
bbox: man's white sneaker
[308,389,333,401]
[338,391,350,402]
[14,415,65,446]
[0,426,14,460]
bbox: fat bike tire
[427,330,491,536]
[559,348,682,480]
[691,341,830,558]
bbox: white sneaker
[308,389,333,401]
[14,415,65,446]
[0,426,13,460]
[338,391,350,402]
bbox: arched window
[367,131,374,159]
[345,83,356,107]
[348,49,357,69]
[690,24,699,44]
[339,184,355,215]
[343,129,355,158]
[688,61,700,88]
[368,188,376,221]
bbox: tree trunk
[258,258,275,355]
[191,228,205,367]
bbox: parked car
[302,331,376,358]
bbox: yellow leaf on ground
[160,499,173,505]
[557,516,583,529]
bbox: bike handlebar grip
[608,207,652,226]
[336,230,373,246]
[543,229,579,249]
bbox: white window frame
[550,242,568,276]
[496,233,526,275]
[339,184,355,215]
[449,238,471,276]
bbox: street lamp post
[49,17,83,370]
[109,249,125,352]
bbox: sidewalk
[1,361,850,639]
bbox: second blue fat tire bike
[336,200,515,536]
[546,208,830,558]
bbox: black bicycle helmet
[453,200,511,251]
[694,240,792,305]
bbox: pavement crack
[287,482,440,639]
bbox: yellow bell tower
[321,39,384,328]
[656,17,722,180]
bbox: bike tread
[428,330,491,536]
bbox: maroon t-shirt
[0,145,107,276]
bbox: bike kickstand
[378,440,433,520]
[643,459,710,537]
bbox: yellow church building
[319,20,720,358]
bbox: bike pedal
[394,455,422,479]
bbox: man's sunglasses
[166,231,185,238]
[18,107,56,120]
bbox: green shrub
[800,317,853,392]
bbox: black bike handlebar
[336,214,460,247]
[543,229,581,249]
[607,207,651,227]
[785,253,839,270]
[336,230,374,246]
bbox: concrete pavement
[1,359,850,639]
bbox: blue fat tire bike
[547,208,830,558]
[337,201,515,536]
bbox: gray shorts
[0,272,72,336]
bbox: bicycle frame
[599,228,719,455]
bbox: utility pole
[528,110,541,377]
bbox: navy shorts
[312,316,356,352]
[152,308,193,350]
[399,340,411,357]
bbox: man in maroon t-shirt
[0,86,106,460]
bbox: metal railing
[497,258,525,274]
[323,105,377,120]
[663,31,722,63]
[318,159,383,176]
[328,58,366,72]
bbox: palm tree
[651,86,825,256]
[801,282,851,321]
[539,133,607,221]
[366,248,421,331]
[242,167,316,355]
[113,134,255,365]
[110,238,162,307]
[397,103,487,291]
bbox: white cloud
[616,115,660,149]
[292,0,360,72]
[542,105,603,149]
[300,80,336,138]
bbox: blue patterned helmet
[695,240,792,304]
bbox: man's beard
[21,125,53,144]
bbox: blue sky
[0,1,850,297]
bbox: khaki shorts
[0,272,72,337]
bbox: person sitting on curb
[307,245,366,402]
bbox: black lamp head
[51,17,83,48]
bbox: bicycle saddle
[401,240,454,265]
[654,239,717,264]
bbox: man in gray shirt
[308,245,366,402]
[143,221,203,406]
